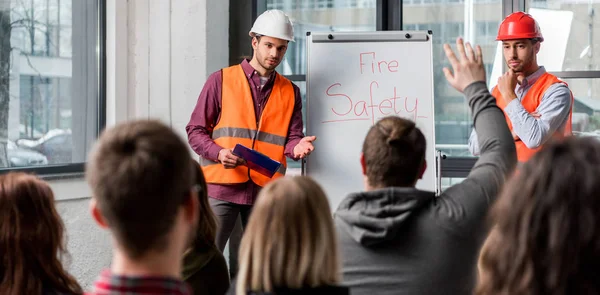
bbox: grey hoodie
[335,81,517,295]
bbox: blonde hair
[236,176,340,294]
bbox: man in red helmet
[468,11,573,162]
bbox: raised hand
[442,37,486,93]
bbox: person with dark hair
[468,12,573,162]
[477,136,600,295]
[182,160,230,294]
[86,120,199,295]
[334,37,517,295]
[0,172,82,295]
[186,10,316,277]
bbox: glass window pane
[48,0,59,24]
[441,177,465,191]
[33,23,48,56]
[59,26,72,57]
[2,0,100,168]
[60,0,72,26]
[404,1,502,157]
[265,0,377,75]
[524,1,599,71]
[561,78,600,137]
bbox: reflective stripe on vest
[199,156,288,175]
[211,127,287,147]
[200,65,295,186]
[493,72,573,162]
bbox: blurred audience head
[477,137,600,294]
[86,119,198,262]
[0,172,82,295]
[236,176,340,294]
[361,116,427,189]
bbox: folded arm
[504,84,571,149]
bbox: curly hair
[476,136,600,295]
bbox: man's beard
[259,58,279,71]
[507,61,524,73]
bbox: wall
[52,0,229,289]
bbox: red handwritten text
[323,81,428,125]
[359,52,399,74]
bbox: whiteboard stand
[305,31,436,210]
[435,150,442,196]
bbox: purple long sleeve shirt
[186,59,304,205]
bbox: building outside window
[0,0,102,170]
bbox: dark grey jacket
[227,283,349,295]
[246,286,349,295]
[335,81,517,295]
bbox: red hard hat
[496,12,544,42]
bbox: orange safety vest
[493,72,573,162]
[199,65,295,186]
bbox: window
[253,0,559,176]
[474,0,501,3]
[261,0,377,168]
[445,22,464,43]
[429,23,443,43]
[522,1,600,72]
[266,0,285,10]
[475,21,498,44]
[404,1,502,157]
[1,0,104,172]
[266,0,378,10]
[521,0,600,138]
[404,23,418,30]
[273,0,376,75]
[558,78,600,137]
[317,0,333,9]
[441,177,466,191]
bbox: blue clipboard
[232,144,281,178]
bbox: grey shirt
[335,81,516,295]
[469,66,572,155]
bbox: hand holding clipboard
[232,144,282,178]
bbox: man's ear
[360,153,367,176]
[90,198,109,229]
[418,160,427,179]
[252,37,259,50]
[534,41,541,54]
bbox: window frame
[0,0,106,177]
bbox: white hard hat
[249,10,295,42]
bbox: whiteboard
[305,31,436,211]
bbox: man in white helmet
[186,9,315,269]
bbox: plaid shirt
[86,270,192,295]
